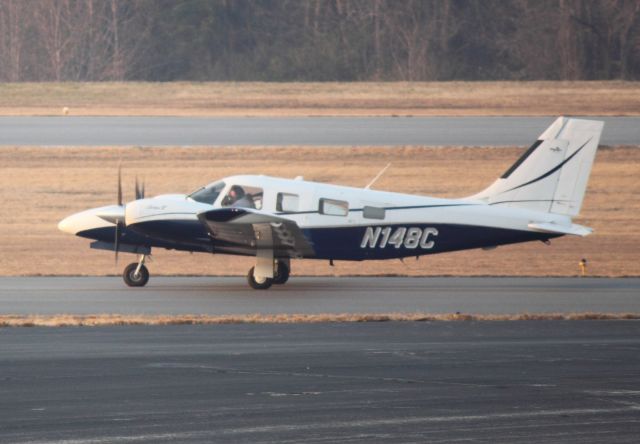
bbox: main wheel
[247,266,273,290]
[123,263,149,287]
[273,261,290,285]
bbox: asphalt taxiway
[1,277,639,315]
[0,116,637,146]
[1,322,639,443]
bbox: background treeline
[1,0,639,82]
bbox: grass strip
[1,81,639,116]
[1,313,639,327]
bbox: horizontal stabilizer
[528,222,592,237]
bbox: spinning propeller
[113,163,145,263]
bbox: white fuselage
[56,116,601,288]
[104,175,569,260]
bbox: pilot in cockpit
[223,185,255,208]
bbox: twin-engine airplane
[59,117,603,289]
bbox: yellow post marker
[579,258,587,277]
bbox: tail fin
[469,117,604,217]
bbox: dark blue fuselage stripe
[304,223,560,260]
[77,221,560,261]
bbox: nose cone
[57,213,80,234]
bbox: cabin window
[319,198,348,216]
[363,206,386,220]
[221,185,263,210]
[189,181,225,205]
[276,193,299,212]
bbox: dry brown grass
[1,312,639,327]
[1,145,638,277]
[0,81,639,116]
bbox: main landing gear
[247,259,290,290]
[123,254,149,287]
[120,252,290,290]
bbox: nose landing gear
[247,258,290,290]
[123,254,149,287]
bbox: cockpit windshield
[188,181,225,205]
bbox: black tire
[123,263,149,287]
[273,261,290,285]
[247,266,273,290]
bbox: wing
[197,207,315,258]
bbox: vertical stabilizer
[469,117,604,217]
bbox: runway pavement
[1,277,639,315]
[0,116,638,146]
[1,322,639,443]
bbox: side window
[276,193,299,212]
[221,185,263,210]
[319,198,348,216]
[363,206,385,220]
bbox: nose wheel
[123,255,149,287]
[247,266,273,290]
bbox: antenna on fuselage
[365,163,391,189]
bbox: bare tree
[0,0,638,81]
[0,0,27,81]
[32,0,85,80]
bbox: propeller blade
[135,176,145,200]
[117,162,123,207]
